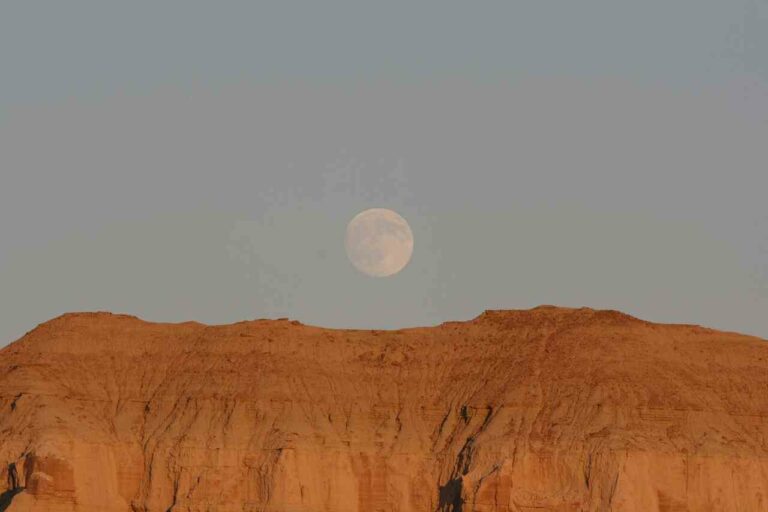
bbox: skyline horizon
[9,303,766,344]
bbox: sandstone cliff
[0,306,767,511]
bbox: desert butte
[1,306,767,511]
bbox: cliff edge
[1,306,767,511]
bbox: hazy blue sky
[1,1,767,343]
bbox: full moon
[345,208,414,277]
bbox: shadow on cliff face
[0,462,23,512]
[437,477,464,512]
[0,488,23,512]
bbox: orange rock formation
[1,307,767,511]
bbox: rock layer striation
[1,306,767,511]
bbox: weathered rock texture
[1,307,767,511]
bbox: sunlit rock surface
[1,307,767,511]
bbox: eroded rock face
[0,307,767,511]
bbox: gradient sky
[1,1,767,344]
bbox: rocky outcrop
[0,306,767,511]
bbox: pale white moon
[345,208,414,277]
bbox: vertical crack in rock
[6,463,18,491]
[584,452,592,489]
[0,463,23,512]
[460,405,470,424]
[437,477,464,512]
[9,394,21,412]
[436,406,495,511]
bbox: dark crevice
[459,405,470,423]
[455,438,474,476]
[436,405,496,511]
[0,488,23,512]
[437,477,463,512]
[6,463,18,491]
[584,453,592,489]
